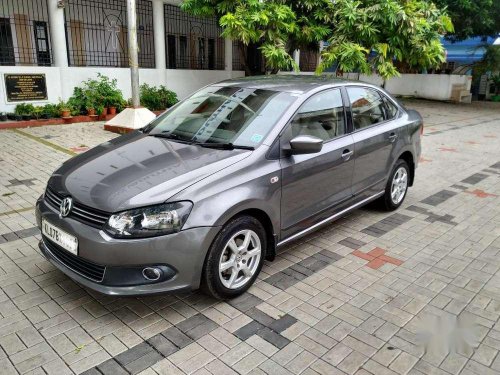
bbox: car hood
[48,132,251,212]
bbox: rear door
[346,86,402,199]
[279,88,355,239]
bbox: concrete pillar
[293,49,300,69]
[127,0,140,107]
[318,41,325,67]
[48,0,68,67]
[225,38,233,74]
[153,0,166,71]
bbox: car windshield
[145,86,297,148]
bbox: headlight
[105,202,192,238]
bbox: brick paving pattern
[0,99,499,374]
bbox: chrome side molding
[277,191,385,247]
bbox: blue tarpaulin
[441,36,499,64]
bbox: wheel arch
[217,208,277,262]
[398,150,415,186]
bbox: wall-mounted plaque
[4,74,48,102]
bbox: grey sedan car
[36,76,422,299]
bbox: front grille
[43,237,106,282]
[45,188,110,228]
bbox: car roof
[214,75,356,94]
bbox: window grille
[64,0,155,68]
[0,0,52,66]
[164,4,224,70]
[232,41,245,71]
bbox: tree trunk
[238,43,252,76]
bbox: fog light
[142,267,161,281]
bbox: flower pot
[101,107,108,116]
[108,107,116,115]
[87,108,96,116]
[61,109,71,118]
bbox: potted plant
[33,106,44,120]
[14,103,35,121]
[61,107,71,118]
[58,99,71,117]
[42,104,58,119]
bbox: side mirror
[288,135,323,155]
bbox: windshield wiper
[148,132,191,144]
[193,142,255,150]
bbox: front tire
[201,216,266,300]
[378,159,410,211]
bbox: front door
[346,86,402,199]
[34,21,51,66]
[280,88,355,239]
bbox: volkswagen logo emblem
[59,197,73,218]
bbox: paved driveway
[0,100,499,375]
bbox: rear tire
[378,159,410,211]
[201,216,267,300]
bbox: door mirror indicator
[287,135,323,155]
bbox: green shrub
[42,103,61,118]
[139,84,178,111]
[67,87,88,115]
[66,73,126,115]
[14,103,35,115]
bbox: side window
[347,87,386,130]
[290,89,345,141]
[381,94,399,120]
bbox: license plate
[42,219,78,255]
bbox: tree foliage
[181,0,454,78]
[474,45,500,75]
[434,0,500,41]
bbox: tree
[181,0,453,79]
[433,0,500,41]
[474,45,500,75]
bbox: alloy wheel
[391,167,408,205]
[218,229,261,289]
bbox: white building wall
[0,66,244,112]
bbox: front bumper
[36,196,220,296]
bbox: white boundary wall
[280,72,472,101]
[0,66,244,112]
[341,73,472,101]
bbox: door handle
[341,149,353,161]
[388,133,398,143]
